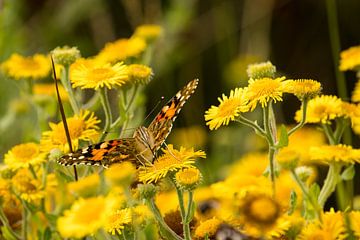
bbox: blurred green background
[1,0,360,182]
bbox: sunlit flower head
[246,77,285,111]
[133,24,163,42]
[295,95,344,124]
[104,208,132,235]
[309,144,360,165]
[138,145,206,183]
[339,45,360,71]
[350,211,360,238]
[4,142,46,170]
[12,169,45,203]
[40,110,100,153]
[57,195,119,238]
[96,37,146,63]
[194,217,222,239]
[205,88,248,130]
[282,79,322,100]
[175,167,202,190]
[1,53,51,80]
[67,173,100,197]
[246,61,276,79]
[299,209,346,240]
[277,147,300,170]
[229,153,268,177]
[127,64,153,85]
[51,46,80,66]
[70,58,128,90]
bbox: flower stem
[98,88,113,142]
[318,162,341,208]
[175,186,190,240]
[288,98,308,136]
[145,198,182,240]
[184,191,194,240]
[60,66,80,114]
[22,203,28,240]
[290,169,322,221]
[322,124,336,145]
[0,208,21,239]
[235,115,266,138]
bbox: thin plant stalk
[98,88,113,142]
[60,65,80,114]
[318,162,341,208]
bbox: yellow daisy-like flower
[67,173,100,197]
[205,88,248,130]
[96,37,147,63]
[105,162,136,186]
[194,217,222,239]
[70,58,128,90]
[104,208,132,235]
[12,169,45,203]
[175,167,202,190]
[276,147,300,170]
[33,83,69,101]
[133,24,163,42]
[4,142,46,170]
[40,110,100,153]
[299,209,347,240]
[349,211,360,238]
[1,53,51,80]
[339,45,360,71]
[127,64,153,85]
[246,76,285,111]
[138,145,206,183]
[309,144,360,165]
[57,195,119,238]
[295,95,344,124]
[352,80,360,102]
[281,79,322,100]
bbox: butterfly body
[58,79,199,168]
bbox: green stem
[28,164,38,180]
[288,98,308,136]
[0,208,21,239]
[60,66,80,114]
[290,169,322,221]
[98,88,113,142]
[183,191,194,240]
[322,124,336,145]
[82,92,100,109]
[235,115,266,138]
[175,186,187,228]
[318,162,341,208]
[22,203,28,240]
[145,199,182,240]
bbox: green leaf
[309,183,321,203]
[288,190,297,215]
[0,226,18,240]
[277,124,289,148]
[341,165,355,181]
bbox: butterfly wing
[147,79,199,152]
[57,138,137,168]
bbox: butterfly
[57,79,199,168]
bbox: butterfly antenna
[143,96,165,123]
[162,142,181,161]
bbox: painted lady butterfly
[57,79,199,168]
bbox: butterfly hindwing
[57,138,137,167]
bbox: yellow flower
[155,191,178,215]
[57,195,119,238]
[33,83,69,101]
[12,169,45,203]
[349,211,360,238]
[138,145,205,183]
[277,147,300,170]
[205,88,248,130]
[282,79,322,100]
[194,217,222,239]
[127,64,153,84]
[67,173,100,197]
[132,204,153,225]
[1,53,51,80]
[70,58,128,90]
[352,79,360,102]
[133,24,163,42]
[339,45,360,71]
[4,142,46,170]
[299,209,347,240]
[246,77,285,111]
[40,110,100,153]
[295,95,344,124]
[310,144,360,165]
[105,162,136,186]
[104,208,132,235]
[229,153,268,177]
[96,37,147,63]
[175,167,202,190]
